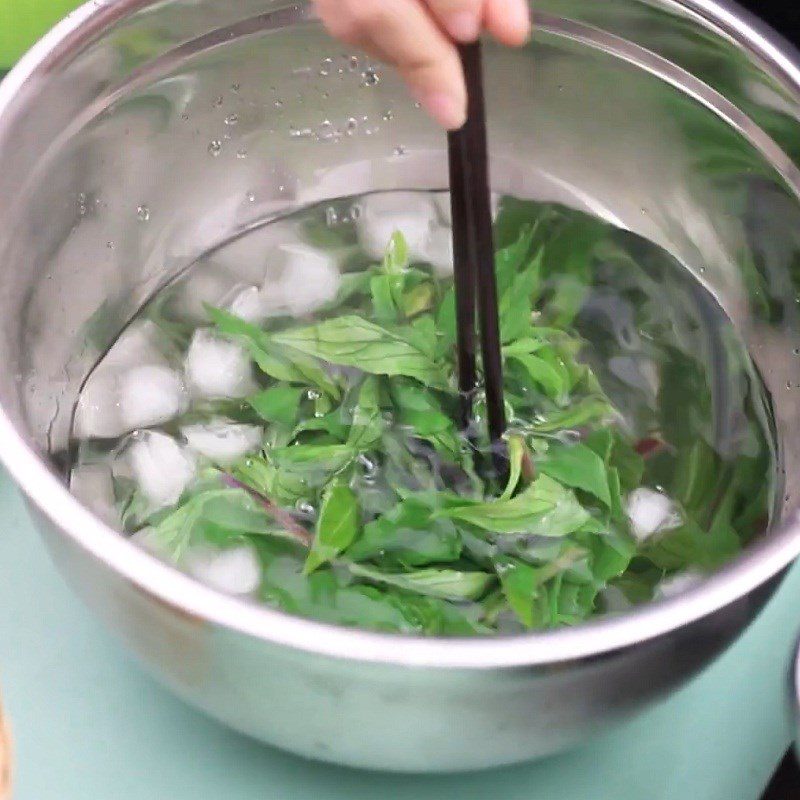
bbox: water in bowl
[66,191,778,636]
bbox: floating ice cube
[182,420,263,464]
[70,463,120,528]
[74,372,124,440]
[357,192,437,262]
[276,243,341,315]
[118,365,188,431]
[433,192,453,227]
[171,268,240,323]
[128,431,196,509]
[225,285,276,325]
[131,526,164,556]
[422,225,455,276]
[186,544,261,595]
[626,487,682,542]
[655,571,704,600]
[433,191,500,227]
[185,329,257,399]
[103,320,172,371]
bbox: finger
[318,0,467,130]
[485,0,531,46]
[423,0,484,42]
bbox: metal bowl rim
[1,0,799,670]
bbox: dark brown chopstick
[448,41,508,466]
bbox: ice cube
[277,243,341,315]
[185,329,257,399]
[186,544,261,595]
[70,463,120,528]
[103,320,172,371]
[433,192,453,227]
[422,225,455,276]
[131,526,163,556]
[118,365,188,430]
[171,267,239,323]
[433,191,500,227]
[225,285,277,325]
[182,420,263,465]
[128,431,196,509]
[74,372,124,440]
[357,192,437,262]
[626,487,682,542]
[656,571,704,600]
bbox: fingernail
[417,90,466,130]
[446,10,481,42]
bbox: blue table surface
[1,470,798,799]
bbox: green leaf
[151,488,289,559]
[247,386,304,426]
[269,444,355,488]
[499,434,526,501]
[529,397,612,433]
[506,350,568,402]
[537,442,611,507]
[610,431,645,491]
[439,475,590,536]
[383,230,409,274]
[305,484,360,574]
[370,274,399,323]
[402,282,436,317]
[207,306,340,399]
[347,496,462,566]
[496,557,547,628]
[271,316,449,388]
[349,563,495,602]
[391,379,451,435]
[499,249,543,344]
[347,377,386,450]
[495,224,537,295]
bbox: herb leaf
[271,316,449,388]
[537,442,612,507]
[305,484,360,574]
[439,475,590,536]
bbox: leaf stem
[221,473,313,547]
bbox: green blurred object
[0,0,82,68]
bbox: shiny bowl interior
[1,0,800,771]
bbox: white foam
[128,431,197,509]
[118,365,188,430]
[182,420,263,464]
[186,544,261,595]
[185,329,257,399]
[626,487,682,542]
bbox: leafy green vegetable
[271,316,450,388]
[305,484,361,574]
[248,386,304,426]
[537,442,611,507]
[439,475,590,536]
[80,196,773,638]
[348,563,495,602]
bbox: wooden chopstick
[448,42,508,465]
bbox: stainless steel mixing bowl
[1,0,800,772]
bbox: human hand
[313,0,531,130]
